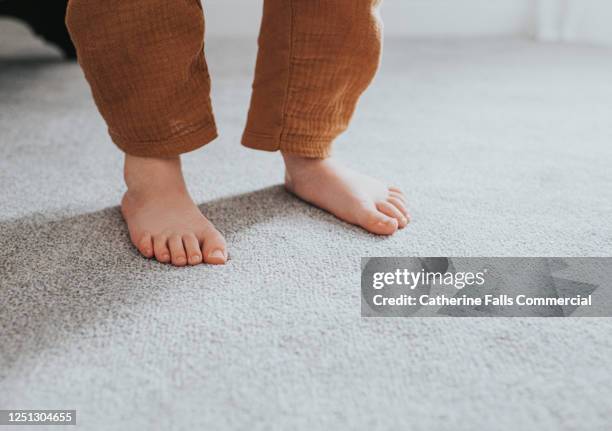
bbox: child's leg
[242,0,409,235]
[66,0,227,265]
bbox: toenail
[210,249,225,260]
[192,255,201,261]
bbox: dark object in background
[0,0,75,59]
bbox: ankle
[124,154,187,195]
[281,151,329,173]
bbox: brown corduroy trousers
[65,0,382,158]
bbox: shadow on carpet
[0,184,363,371]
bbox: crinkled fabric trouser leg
[66,0,382,158]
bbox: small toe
[377,201,408,229]
[168,235,187,266]
[387,197,411,223]
[201,228,227,265]
[183,234,202,265]
[153,235,171,263]
[360,208,398,235]
[389,186,403,194]
[389,191,407,205]
[137,232,154,258]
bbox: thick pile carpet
[1,19,611,430]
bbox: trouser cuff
[112,122,218,158]
[241,131,332,159]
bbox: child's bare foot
[120,155,227,266]
[282,153,410,235]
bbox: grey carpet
[1,19,612,430]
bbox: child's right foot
[120,155,227,266]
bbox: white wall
[378,0,535,37]
[205,0,612,45]
[204,0,536,38]
[536,0,612,44]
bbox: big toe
[200,228,228,265]
[359,208,399,235]
[377,201,409,229]
[153,235,171,263]
[134,232,154,258]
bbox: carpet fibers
[1,20,612,430]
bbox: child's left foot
[282,153,410,235]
